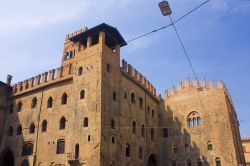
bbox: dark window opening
[163,128,168,138]
[132,121,136,134]
[107,63,111,73]
[111,119,115,129]
[80,90,85,99]
[139,97,143,109]
[151,128,155,141]
[84,118,89,127]
[47,97,53,108]
[141,125,145,137]
[131,92,136,104]
[197,159,202,166]
[208,141,213,151]
[215,158,221,166]
[8,127,13,137]
[111,137,115,144]
[59,117,66,130]
[124,92,127,99]
[29,123,35,134]
[56,139,65,154]
[61,93,68,105]
[186,159,192,166]
[113,91,117,101]
[139,147,142,159]
[31,97,37,109]
[75,144,79,159]
[41,120,47,132]
[126,143,130,157]
[152,109,155,118]
[17,125,22,135]
[22,143,34,156]
[78,67,83,75]
[17,101,22,112]
[88,135,91,142]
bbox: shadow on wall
[159,103,212,166]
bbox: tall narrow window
[131,92,135,104]
[152,109,155,118]
[113,91,117,101]
[9,103,14,114]
[197,159,202,166]
[31,97,37,108]
[151,128,155,141]
[141,125,145,137]
[124,92,127,99]
[126,143,130,157]
[29,123,35,134]
[215,158,221,166]
[84,117,89,127]
[22,142,34,156]
[132,121,136,134]
[197,117,201,126]
[173,145,178,154]
[59,117,66,130]
[188,118,193,127]
[107,63,111,73]
[17,101,22,112]
[139,147,142,159]
[193,118,197,126]
[111,119,115,129]
[163,128,168,138]
[80,90,85,99]
[47,97,53,108]
[139,97,143,109]
[41,120,47,132]
[8,127,13,136]
[61,93,68,105]
[207,141,213,151]
[75,144,79,159]
[56,139,65,154]
[78,67,83,75]
[185,144,190,153]
[186,159,192,166]
[17,125,22,135]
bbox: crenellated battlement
[121,59,157,97]
[65,27,89,42]
[12,64,73,95]
[164,78,233,104]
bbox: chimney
[6,75,13,85]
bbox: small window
[132,121,136,134]
[88,135,91,142]
[59,117,66,130]
[61,93,68,105]
[141,125,145,137]
[75,144,79,159]
[185,144,190,153]
[111,137,115,144]
[47,97,53,108]
[139,147,142,159]
[152,109,155,118]
[107,63,111,73]
[126,143,130,157]
[139,97,143,109]
[29,123,35,134]
[113,91,117,101]
[9,103,14,114]
[151,128,155,141]
[80,90,85,99]
[17,101,22,112]
[197,159,202,166]
[111,119,115,129]
[78,67,83,75]
[131,92,136,104]
[147,106,150,114]
[56,139,65,154]
[31,97,37,109]
[173,145,178,154]
[8,127,13,136]
[215,157,221,166]
[207,141,213,151]
[41,120,47,132]
[84,117,89,127]
[124,92,127,99]
[17,125,22,135]
[163,128,168,138]
[22,142,33,156]
[186,159,192,166]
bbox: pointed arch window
[31,97,37,108]
[61,93,68,105]
[47,97,53,108]
[113,91,117,101]
[126,143,130,157]
[207,141,213,151]
[41,120,47,132]
[80,90,85,99]
[151,128,155,141]
[131,92,136,104]
[132,121,136,134]
[59,117,66,130]
[29,123,35,134]
[17,125,22,135]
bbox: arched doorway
[147,154,157,166]
[0,149,14,166]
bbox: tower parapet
[121,59,157,97]
[12,64,73,95]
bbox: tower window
[151,128,155,141]
[78,67,83,75]
[17,125,22,135]
[107,63,111,73]
[131,92,136,104]
[207,141,213,151]
[47,97,53,108]
[173,145,178,154]
[29,123,35,134]
[113,91,117,101]
[80,90,85,99]
[152,109,155,118]
[186,159,192,166]
[31,97,37,109]
[111,119,115,129]
[56,139,65,154]
[88,135,91,142]
[59,117,66,130]
[197,159,202,166]
[84,117,89,127]
[17,101,22,112]
[163,128,168,138]
[61,93,68,105]
[22,142,34,156]
[139,97,143,109]
[187,112,202,127]
[141,125,145,137]
[132,121,136,134]
[41,120,47,132]
[215,158,221,166]
[139,147,142,159]
[21,159,29,166]
[111,137,115,144]
[8,127,13,137]
[125,143,130,157]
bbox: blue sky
[0,0,249,137]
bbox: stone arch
[147,154,158,166]
[0,147,14,166]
